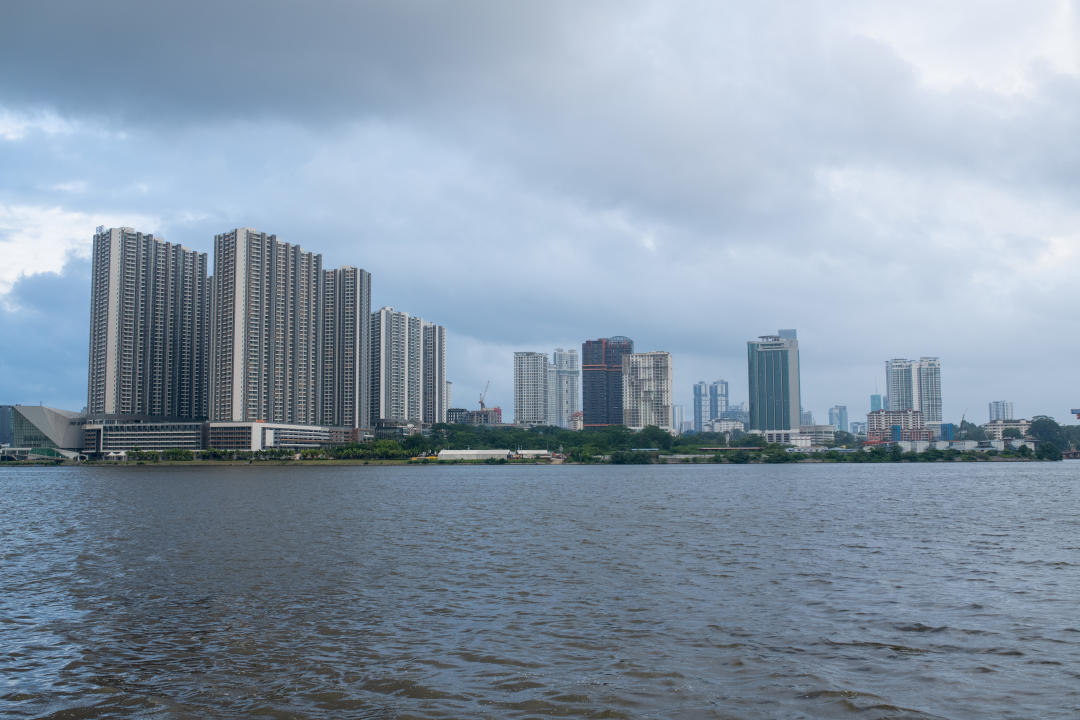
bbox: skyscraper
[210,228,322,424]
[828,405,849,433]
[581,336,634,426]
[422,321,448,424]
[692,381,708,432]
[709,380,729,420]
[514,351,549,424]
[885,357,942,423]
[552,348,580,429]
[370,306,424,423]
[870,394,884,412]
[989,400,1014,422]
[622,351,673,431]
[747,332,801,431]
[88,227,209,419]
[320,266,372,428]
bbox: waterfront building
[692,381,708,432]
[83,420,204,454]
[828,405,849,433]
[800,424,836,447]
[422,321,448,424]
[866,409,931,442]
[88,227,209,419]
[514,351,550,424]
[709,380,729,420]
[747,332,801,431]
[885,357,942,423]
[622,351,673,432]
[10,405,84,455]
[320,266,372,429]
[210,228,321,424]
[988,400,1014,422]
[553,348,580,428]
[581,336,634,426]
[370,307,422,423]
[982,418,1030,441]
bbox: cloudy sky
[2,1,1079,424]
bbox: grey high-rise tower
[553,348,579,428]
[422,321,448,424]
[886,357,942,423]
[210,228,322,423]
[692,381,708,432]
[370,307,445,424]
[747,331,801,431]
[514,351,549,424]
[87,226,209,419]
[320,266,372,429]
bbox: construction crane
[479,380,490,410]
[1072,408,1080,420]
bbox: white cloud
[0,108,76,141]
[0,203,158,301]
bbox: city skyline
[2,4,1080,425]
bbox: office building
[828,405,849,433]
[370,307,423,423]
[320,266,372,429]
[747,332,801,431]
[0,405,12,446]
[582,336,634,426]
[552,348,580,428]
[870,394,884,413]
[514,351,550,424]
[989,400,1014,422]
[622,351,673,431]
[709,380,729,420]
[885,359,914,412]
[210,228,322,424]
[800,409,815,426]
[88,227,209,419]
[692,381,708,432]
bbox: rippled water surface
[2,463,1079,718]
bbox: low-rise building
[799,424,836,447]
[867,409,932,443]
[981,419,1031,442]
[437,449,511,461]
[84,420,204,453]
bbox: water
[1,462,1078,719]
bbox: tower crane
[479,380,490,410]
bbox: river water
[1,462,1078,719]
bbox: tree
[1028,417,1065,448]
[1036,441,1063,461]
[1001,428,1023,440]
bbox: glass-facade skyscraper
[581,336,634,427]
[747,331,801,431]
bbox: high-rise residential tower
[88,227,209,419]
[422,321,448,424]
[747,332,801,431]
[514,351,549,424]
[210,228,322,423]
[692,381,708,432]
[709,380,729,420]
[989,400,1014,422]
[553,348,580,429]
[622,351,673,431]
[582,336,634,426]
[320,266,372,428]
[370,307,421,423]
[885,357,942,423]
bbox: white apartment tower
[989,400,1014,422]
[514,351,549,424]
[210,228,322,423]
[622,351,674,431]
[87,227,209,419]
[553,348,580,428]
[370,307,446,424]
[320,266,372,428]
[886,356,942,423]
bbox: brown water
[1,462,1078,718]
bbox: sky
[1,1,1079,424]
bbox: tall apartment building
[709,380,729,420]
[692,381,708,432]
[828,405,849,433]
[320,266,372,428]
[988,400,1014,422]
[552,349,581,428]
[422,322,448,424]
[369,307,446,424]
[747,331,801,431]
[514,351,549,424]
[622,351,673,431]
[582,336,634,426]
[210,228,322,424]
[885,357,942,423]
[88,227,209,419]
